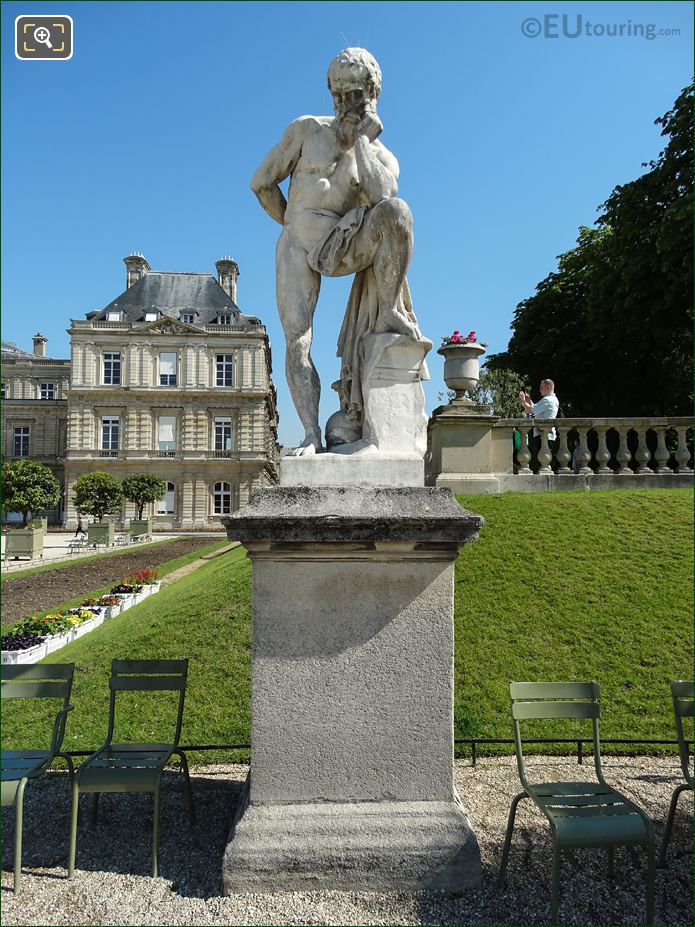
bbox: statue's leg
[276,230,323,454]
[350,198,418,337]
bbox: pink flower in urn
[441,329,487,347]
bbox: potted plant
[437,330,488,403]
[1,632,48,665]
[122,474,167,538]
[128,568,160,595]
[2,460,60,560]
[110,582,137,610]
[72,471,123,547]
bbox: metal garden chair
[68,659,194,879]
[498,681,655,925]
[657,680,693,868]
[1,664,75,892]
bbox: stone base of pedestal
[280,454,423,488]
[223,778,480,893]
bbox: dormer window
[181,313,195,324]
[217,314,232,324]
[106,311,122,322]
[145,312,158,322]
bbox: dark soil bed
[1,537,215,626]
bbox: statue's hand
[356,109,383,143]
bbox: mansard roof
[1,340,35,359]
[91,271,255,325]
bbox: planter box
[44,631,73,654]
[5,528,45,561]
[131,590,146,605]
[88,523,115,547]
[1,639,47,665]
[144,581,161,595]
[29,518,48,532]
[114,593,135,611]
[72,614,104,639]
[101,603,122,620]
[129,518,152,539]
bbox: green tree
[488,82,693,415]
[121,474,167,520]
[469,367,530,418]
[2,459,61,527]
[72,471,123,523]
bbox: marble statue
[251,48,431,458]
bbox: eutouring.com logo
[521,14,681,40]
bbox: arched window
[213,481,232,515]
[156,482,176,515]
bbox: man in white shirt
[519,379,560,440]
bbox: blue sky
[3,0,692,446]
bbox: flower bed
[1,570,161,664]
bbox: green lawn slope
[4,490,692,763]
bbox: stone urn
[437,342,486,402]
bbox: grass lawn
[1,536,180,582]
[3,490,692,764]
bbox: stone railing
[426,406,693,494]
[504,417,693,476]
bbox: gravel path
[2,756,691,926]
[1,537,217,626]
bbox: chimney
[215,257,239,303]
[32,333,47,357]
[123,252,151,288]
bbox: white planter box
[72,618,97,640]
[1,640,47,665]
[115,594,134,611]
[44,632,72,654]
[131,591,146,605]
[102,604,122,620]
[147,582,161,594]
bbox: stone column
[221,485,482,893]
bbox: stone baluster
[537,426,553,473]
[516,427,532,474]
[575,428,592,475]
[634,428,653,475]
[595,428,612,474]
[615,427,633,474]
[654,428,672,474]
[555,428,571,474]
[675,427,693,473]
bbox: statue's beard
[336,112,360,145]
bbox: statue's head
[327,48,382,101]
[325,409,361,449]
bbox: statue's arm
[354,131,400,205]
[250,117,312,225]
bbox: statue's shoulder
[288,114,333,136]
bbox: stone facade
[1,337,70,522]
[2,255,279,528]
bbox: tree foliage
[2,459,61,527]
[470,367,530,418]
[72,471,123,523]
[488,82,693,416]
[121,474,167,519]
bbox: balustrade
[503,418,693,477]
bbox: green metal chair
[68,659,194,879]
[1,663,75,893]
[657,680,693,868]
[498,681,655,925]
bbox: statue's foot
[288,433,324,457]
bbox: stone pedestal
[427,403,509,494]
[221,484,483,893]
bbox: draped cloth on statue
[307,204,427,421]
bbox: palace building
[2,254,279,527]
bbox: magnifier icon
[33,26,53,49]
